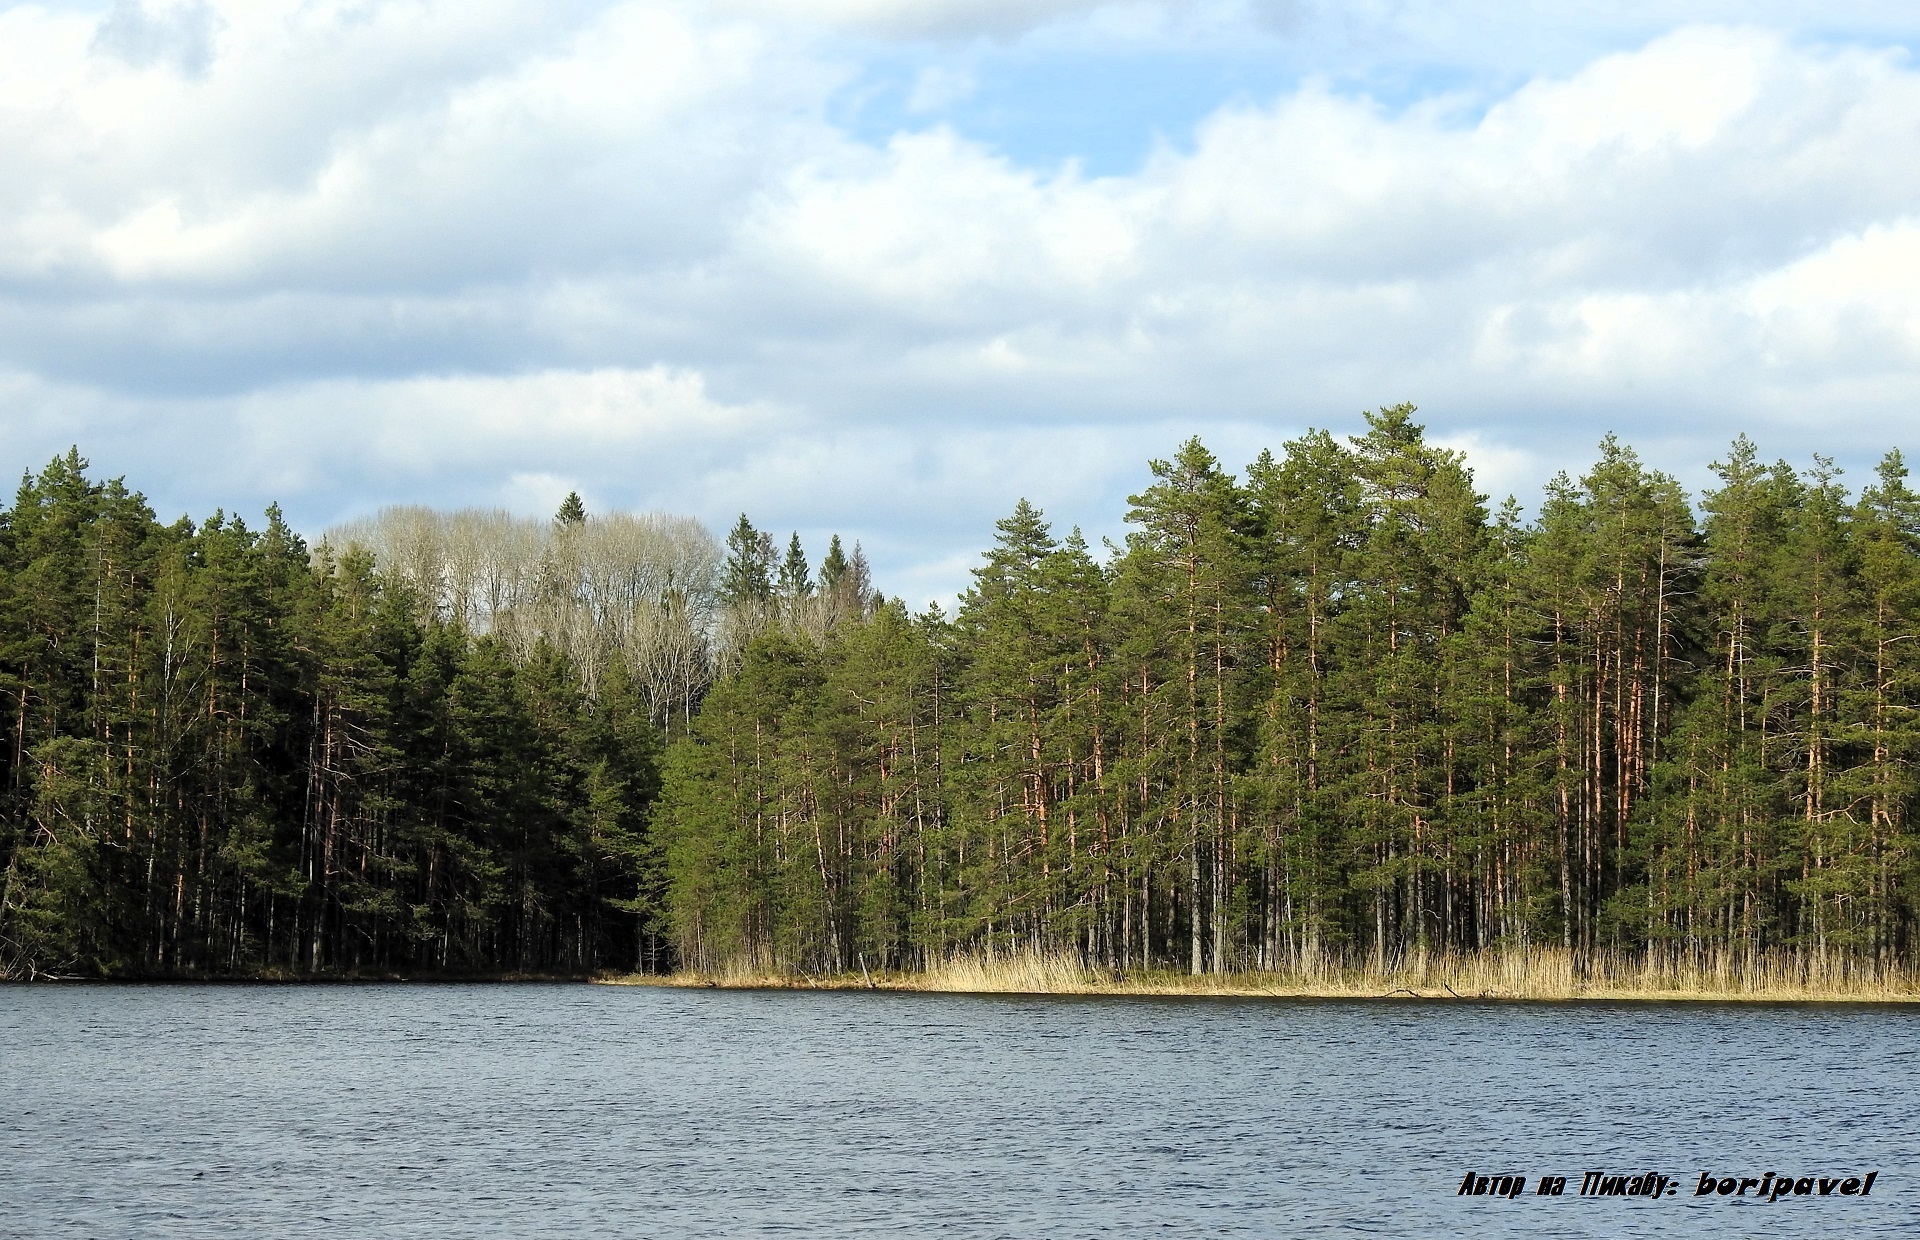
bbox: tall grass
[606,944,1920,1001]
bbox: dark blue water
[1,985,1912,1238]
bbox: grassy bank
[4,968,596,984]
[599,946,1920,1003]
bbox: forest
[0,456,671,979]
[3,405,1918,980]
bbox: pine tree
[1333,407,1487,961]
[1244,430,1363,965]
[954,499,1068,954]
[1851,452,1920,959]
[1121,439,1255,973]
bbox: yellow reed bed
[600,945,1920,1002]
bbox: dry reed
[600,945,1920,1002]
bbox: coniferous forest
[6,406,1920,980]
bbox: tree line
[660,408,1920,975]
[7,407,1918,980]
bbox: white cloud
[741,128,1146,319]
[500,470,583,516]
[1,0,826,290]
[709,0,1118,40]
[2,7,1920,598]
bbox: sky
[3,1,1920,605]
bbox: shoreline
[7,972,1912,1001]
[597,973,1920,1003]
[3,970,594,985]
[596,949,1920,1004]
[13,950,1918,1002]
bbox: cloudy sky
[4,1,1919,603]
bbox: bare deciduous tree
[324,507,722,726]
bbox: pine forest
[5,406,1920,982]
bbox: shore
[597,947,1920,1003]
[3,969,596,984]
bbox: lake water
[1,984,1913,1238]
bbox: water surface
[2,984,1912,1237]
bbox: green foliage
[720,515,775,607]
[659,419,1920,974]
[0,453,664,979]
[14,421,1920,979]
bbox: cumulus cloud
[3,0,827,296]
[1,3,1918,602]
[710,0,1119,40]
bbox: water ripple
[0,986,1913,1237]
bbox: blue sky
[2,1,1919,604]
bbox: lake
[1,984,1913,1237]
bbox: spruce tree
[719,515,775,607]
[779,534,813,600]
